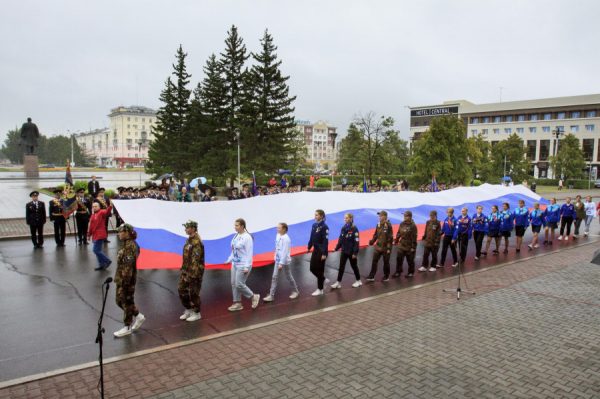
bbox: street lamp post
[551,127,564,179]
[329,132,338,191]
[234,129,241,188]
[138,131,147,187]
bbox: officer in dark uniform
[75,188,91,244]
[26,191,46,248]
[228,188,239,200]
[393,210,417,278]
[300,175,306,190]
[49,189,67,247]
[367,210,394,282]
[158,187,170,201]
[94,188,112,243]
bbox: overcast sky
[1,0,599,146]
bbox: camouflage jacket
[182,233,205,278]
[394,220,418,251]
[115,239,139,286]
[369,220,393,251]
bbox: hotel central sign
[411,106,459,117]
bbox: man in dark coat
[20,118,40,155]
[49,189,66,247]
[75,188,91,244]
[88,176,100,198]
[26,191,46,248]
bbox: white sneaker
[132,313,146,330]
[263,294,275,302]
[564,236,569,241]
[323,278,330,289]
[311,289,324,296]
[418,266,427,272]
[228,303,243,312]
[113,325,131,338]
[573,234,579,239]
[474,257,479,260]
[180,309,193,320]
[331,281,341,289]
[435,264,442,268]
[186,312,201,322]
[289,291,299,299]
[251,294,260,309]
[558,236,563,241]
[352,280,362,288]
[584,232,589,236]
[452,262,458,267]
[534,244,539,248]
[428,266,436,272]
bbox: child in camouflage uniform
[113,224,145,338]
[179,220,205,322]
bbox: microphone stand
[96,280,110,398]
[443,235,475,300]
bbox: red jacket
[88,206,112,241]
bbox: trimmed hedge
[532,178,594,190]
[473,180,482,186]
[315,178,332,188]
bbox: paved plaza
[1,240,599,398]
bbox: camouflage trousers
[116,284,139,325]
[178,272,203,313]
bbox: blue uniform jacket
[334,224,360,256]
[453,215,472,240]
[513,207,530,227]
[544,204,561,223]
[471,213,487,233]
[441,216,457,237]
[308,220,329,254]
[529,209,546,227]
[560,203,575,218]
[486,212,501,233]
[499,210,514,232]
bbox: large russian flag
[113,184,549,270]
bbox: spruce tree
[148,45,192,178]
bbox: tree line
[148,26,303,186]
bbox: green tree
[239,29,301,179]
[221,25,249,135]
[488,134,531,183]
[467,132,491,180]
[549,133,586,179]
[408,114,474,184]
[147,45,192,178]
[1,127,23,163]
[377,134,410,175]
[336,126,364,175]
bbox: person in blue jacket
[307,209,329,296]
[499,202,513,253]
[332,213,361,289]
[558,197,575,241]
[471,205,487,260]
[543,197,560,245]
[437,207,458,268]
[483,205,502,255]
[528,202,545,250]
[513,199,530,253]
[453,207,472,264]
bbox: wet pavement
[1,228,597,383]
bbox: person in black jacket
[88,175,100,198]
[75,188,91,244]
[49,189,66,247]
[307,209,329,296]
[332,213,361,289]
[26,191,46,248]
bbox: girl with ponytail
[224,218,259,311]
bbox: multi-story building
[295,119,340,171]
[76,105,158,167]
[409,94,600,179]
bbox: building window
[142,118,145,122]
[149,118,153,123]
[557,112,565,119]
[544,113,551,120]
[526,140,537,160]
[586,125,595,131]
[491,141,499,147]
[494,129,500,134]
[529,127,537,133]
[518,115,525,121]
[472,118,479,124]
[135,118,138,122]
[543,127,550,133]
[483,117,490,123]
[583,139,594,161]
[505,116,513,122]
[539,140,550,161]
[135,132,138,136]
[530,114,538,121]
[471,130,477,135]
[517,128,524,133]
[572,112,580,118]
[494,116,501,123]
[587,111,596,117]
[127,117,130,121]
[571,126,579,132]
[505,128,512,134]
[127,125,130,128]
[483,129,488,135]
[128,132,130,136]
[414,122,420,126]
[142,125,145,130]
[128,153,130,157]
[557,126,564,132]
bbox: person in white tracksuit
[263,223,299,302]
[224,218,260,312]
[584,196,596,235]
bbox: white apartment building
[294,119,340,170]
[76,105,157,167]
[409,94,600,178]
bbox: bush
[144,180,153,187]
[73,181,87,191]
[315,178,332,188]
[533,178,593,190]
[473,180,482,186]
[381,180,391,187]
[105,189,115,197]
[56,184,65,191]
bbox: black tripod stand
[96,277,112,398]
[443,237,475,300]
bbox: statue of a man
[20,118,40,155]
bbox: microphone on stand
[103,277,113,285]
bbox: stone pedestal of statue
[24,155,39,178]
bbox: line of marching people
[109,195,596,338]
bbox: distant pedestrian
[225,218,260,311]
[169,181,179,200]
[180,178,191,192]
[300,175,307,190]
[530,180,537,193]
[377,176,382,188]
[332,213,361,288]
[88,202,112,271]
[341,175,348,190]
[26,190,46,248]
[88,175,100,198]
[307,209,330,295]
[176,186,192,202]
[264,223,299,302]
[584,196,596,235]
[310,175,315,187]
[178,221,204,322]
[568,177,574,190]
[558,179,563,191]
